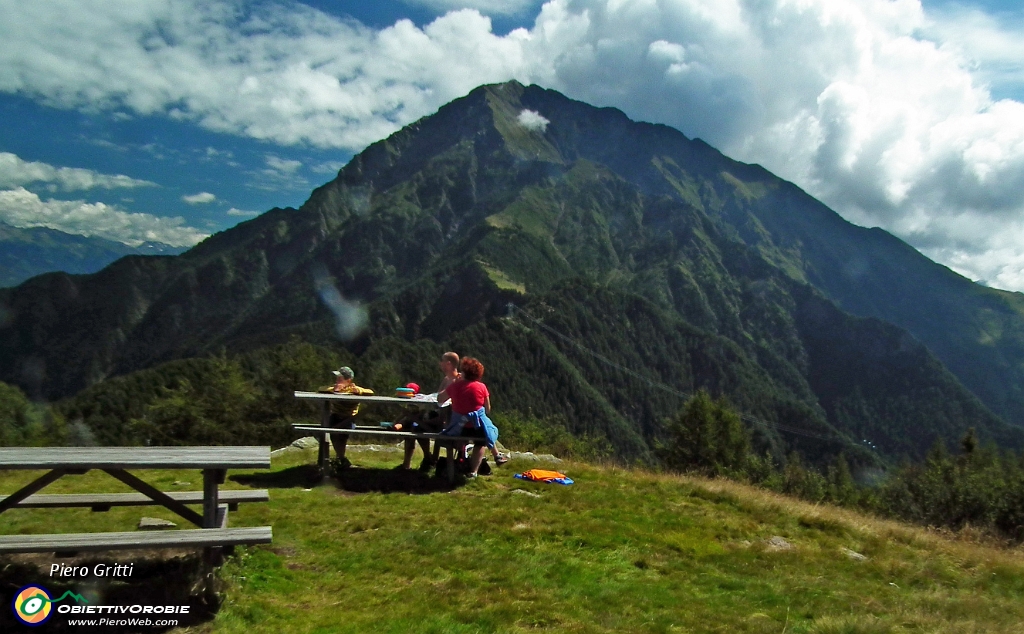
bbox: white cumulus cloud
[311,160,346,175]
[4,0,1024,289]
[0,151,155,191]
[517,109,549,132]
[226,207,259,217]
[402,0,538,16]
[182,191,217,204]
[0,187,208,247]
[253,154,308,191]
[264,155,302,175]
[0,0,531,149]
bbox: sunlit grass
[4,447,1024,632]
[212,449,1024,633]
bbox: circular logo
[12,585,53,626]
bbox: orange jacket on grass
[515,469,574,485]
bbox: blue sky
[2,0,1024,289]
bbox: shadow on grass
[0,551,219,633]
[230,464,322,489]
[229,464,462,494]
[333,466,461,494]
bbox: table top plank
[0,446,271,470]
[0,526,273,554]
[294,391,439,405]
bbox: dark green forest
[660,390,1024,542]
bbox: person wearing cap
[319,366,374,469]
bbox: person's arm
[438,376,462,403]
[484,395,491,416]
[436,375,452,394]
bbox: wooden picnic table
[293,391,475,482]
[0,446,273,555]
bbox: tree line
[5,336,1024,541]
[658,389,1024,541]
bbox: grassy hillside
[3,446,1024,633]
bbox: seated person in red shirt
[437,357,507,477]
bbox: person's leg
[330,434,350,469]
[444,412,469,460]
[433,408,450,462]
[330,415,354,468]
[468,444,487,477]
[402,439,416,469]
[418,438,432,458]
[416,438,434,471]
[482,417,503,463]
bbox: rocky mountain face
[2,81,1022,462]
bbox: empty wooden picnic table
[293,391,476,482]
[0,446,273,555]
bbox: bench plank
[0,490,269,510]
[0,527,272,554]
[291,425,480,443]
[0,447,271,470]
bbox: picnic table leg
[0,469,70,515]
[203,469,225,566]
[446,443,455,483]
[103,469,204,527]
[318,401,331,477]
[203,469,224,528]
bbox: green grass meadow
[4,445,1024,633]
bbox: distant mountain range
[3,81,1024,464]
[0,221,186,287]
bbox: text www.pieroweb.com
[67,617,178,627]
[58,603,188,628]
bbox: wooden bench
[0,489,269,512]
[0,446,272,558]
[291,425,486,482]
[0,526,273,555]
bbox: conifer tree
[658,389,751,476]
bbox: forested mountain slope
[1,81,1019,463]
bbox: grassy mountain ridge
[0,81,1020,465]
